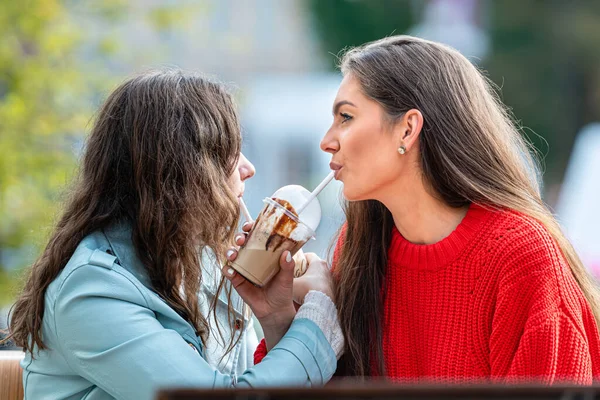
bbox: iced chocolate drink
[230,197,316,287]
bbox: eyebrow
[332,100,357,116]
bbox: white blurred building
[75,0,326,81]
[556,124,600,278]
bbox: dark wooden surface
[156,383,600,400]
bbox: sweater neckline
[388,203,493,270]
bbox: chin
[342,185,365,202]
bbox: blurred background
[2,0,600,338]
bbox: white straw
[239,198,253,223]
[296,171,335,215]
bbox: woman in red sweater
[255,35,600,383]
[252,35,600,383]
[314,35,600,384]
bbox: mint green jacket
[21,223,337,399]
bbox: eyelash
[340,112,353,123]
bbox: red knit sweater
[254,204,600,383]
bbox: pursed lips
[329,162,343,179]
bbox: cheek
[343,159,397,201]
[227,170,240,190]
[342,121,380,163]
[341,125,397,200]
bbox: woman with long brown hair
[319,35,600,383]
[3,69,342,399]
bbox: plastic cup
[230,197,316,287]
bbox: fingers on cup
[235,234,246,246]
[242,221,254,232]
[222,265,247,289]
[226,248,238,262]
[293,253,308,278]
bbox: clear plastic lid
[262,197,316,239]
[270,184,322,232]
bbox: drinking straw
[296,171,335,215]
[239,197,253,223]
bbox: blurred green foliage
[486,0,600,185]
[309,0,414,67]
[0,0,97,304]
[0,0,181,305]
[309,0,600,191]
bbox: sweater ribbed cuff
[295,290,344,359]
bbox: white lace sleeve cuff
[295,290,344,359]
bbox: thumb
[270,250,295,288]
[280,250,296,274]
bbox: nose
[238,153,255,181]
[320,126,339,154]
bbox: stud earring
[398,146,406,155]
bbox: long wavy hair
[5,69,243,355]
[334,36,600,377]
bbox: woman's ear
[396,109,423,152]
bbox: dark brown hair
[334,35,600,377]
[5,69,243,354]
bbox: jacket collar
[100,221,153,289]
[100,221,247,319]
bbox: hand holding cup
[223,222,296,350]
[292,252,334,305]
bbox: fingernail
[242,222,250,229]
[227,268,235,276]
[226,249,234,259]
[286,251,292,263]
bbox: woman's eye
[340,112,353,123]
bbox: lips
[329,162,343,179]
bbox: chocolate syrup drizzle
[264,198,301,252]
